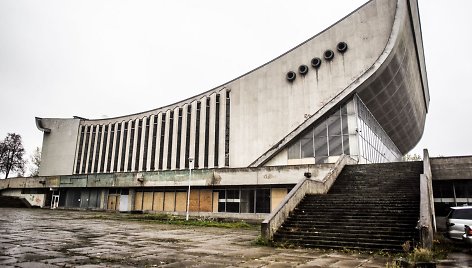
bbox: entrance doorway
[51,195,60,209]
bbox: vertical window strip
[158,114,166,170]
[204,97,210,168]
[107,124,115,172]
[113,123,121,172]
[185,105,192,168]
[167,111,174,170]
[135,119,142,171]
[87,126,96,173]
[81,126,91,174]
[176,108,183,169]
[214,94,220,167]
[142,117,150,171]
[93,125,102,173]
[100,125,108,172]
[194,102,201,168]
[75,126,85,174]
[225,91,230,167]
[128,121,135,171]
[151,116,158,170]
[120,122,128,172]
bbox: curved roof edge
[35,117,51,133]
[69,1,374,123]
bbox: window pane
[240,189,255,213]
[314,136,328,157]
[314,121,327,138]
[300,132,314,158]
[255,189,270,213]
[341,114,348,135]
[329,135,343,156]
[327,114,341,136]
[343,135,350,155]
[288,141,300,159]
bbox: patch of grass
[252,235,271,246]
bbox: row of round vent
[286,41,348,82]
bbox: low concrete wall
[418,149,435,249]
[430,155,472,180]
[260,155,356,242]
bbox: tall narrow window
[120,122,128,172]
[176,108,182,169]
[81,126,91,174]
[158,114,166,170]
[151,116,158,170]
[135,119,142,171]
[225,90,230,167]
[113,123,121,172]
[87,126,96,173]
[75,126,85,174]
[93,125,102,173]
[142,117,150,170]
[167,111,174,169]
[185,105,191,168]
[127,121,135,171]
[100,125,108,172]
[107,124,115,172]
[214,94,220,166]
[194,102,201,168]
[204,97,210,168]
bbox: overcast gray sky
[1,0,471,168]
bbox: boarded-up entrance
[107,194,120,211]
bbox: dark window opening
[87,126,96,173]
[93,125,102,173]
[185,105,192,168]
[135,119,142,171]
[204,97,210,168]
[176,108,183,169]
[158,114,166,170]
[113,124,121,172]
[128,121,135,171]
[75,126,85,174]
[150,116,158,170]
[108,124,116,172]
[225,91,230,166]
[100,125,108,173]
[81,126,91,174]
[120,122,128,172]
[194,102,201,168]
[167,111,174,169]
[214,94,220,166]
[142,117,150,170]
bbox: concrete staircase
[273,162,422,251]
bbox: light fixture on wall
[304,172,312,178]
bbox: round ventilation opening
[298,65,309,75]
[324,50,334,61]
[337,42,348,53]
[286,71,296,82]
[311,57,322,69]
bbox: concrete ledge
[261,155,356,242]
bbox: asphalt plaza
[0,208,470,267]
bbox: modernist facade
[2,0,429,215]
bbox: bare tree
[29,146,41,177]
[0,133,26,179]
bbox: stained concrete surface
[0,208,470,268]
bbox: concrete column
[147,115,155,170]
[162,110,171,170]
[103,123,112,172]
[171,107,179,170]
[198,97,207,169]
[180,104,188,169]
[207,94,216,169]
[84,125,93,174]
[116,121,125,172]
[123,120,132,171]
[97,125,105,172]
[218,91,227,168]
[154,113,163,170]
[131,118,139,171]
[189,101,197,166]
[138,117,147,171]
[77,125,86,174]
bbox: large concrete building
[3,0,430,216]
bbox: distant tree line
[0,133,41,179]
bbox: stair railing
[418,149,435,249]
[261,155,356,242]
